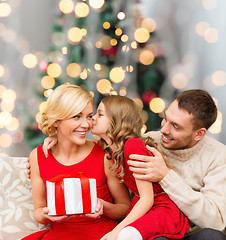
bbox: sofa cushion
[0,155,48,240]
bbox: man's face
[160,100,199,150]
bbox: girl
[91,95,190,240]
[22,84,130,240]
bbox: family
[23,84,226,240]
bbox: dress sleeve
[123,138,153,162]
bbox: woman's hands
[43,198,104,223]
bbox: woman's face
[91,102,110,143]
[55,102,93,145]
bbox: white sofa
[0,155,47,240]
[0,155,225,239]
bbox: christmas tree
[25,0,166,149]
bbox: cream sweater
[146,131,226,233]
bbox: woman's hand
[83,198,103,219]
[42,207,77,223]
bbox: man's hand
[127,146,170,182]
[26,158,31,179]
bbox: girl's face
[91,102,110,143]
[54,102,93,145]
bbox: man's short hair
[176,89,217,130]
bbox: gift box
[46,173,97,215]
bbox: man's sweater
[146,131,226,234]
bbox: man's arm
[128,145,226,231]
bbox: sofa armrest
[0,155,48,240]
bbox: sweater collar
[158,136,205,162]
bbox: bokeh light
[212,71,226,86]
[204,28,218,43]
[195,21,210,36]
[0,134,12,148]
[0,64,5,78]
[149,97,165,113]
[59,0,74,14]
[23,53,38,69]
[141,18,156,33]
[67,27,83,43]
[89,0,105,9]
[202,0,216,10]
[103,22,110,29]
[133,98,144,110]
[117,12,125,20]
[134,28,150,43]
[39,101,47,112]
[75,2,90,18]
[47,63,62,78]
[209,111,222,134]
[109,67,125,83]
[171,73,188,89]
[6,117,19,131]
[66,63,81,78]
[0,2,11,17]
[41,75,55,89]
[139,50,155,65]
[1,101,14,112]
[96,79,112,94]
[2,89,16,103]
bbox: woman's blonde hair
[38,84,93,136]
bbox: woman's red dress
[22,143,117,240]
[123,138,190,240]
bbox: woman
[22,84,130,240]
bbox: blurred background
[0,0,225,157]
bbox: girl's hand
[83,198,103,219]
[100,230,119,240]
[42,135,58,157]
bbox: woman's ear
[194,128,206,141]
[53,120,59,128]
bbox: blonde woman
[22,84,130,240]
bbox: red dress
[123,138,190,240]
[22,143,117,240]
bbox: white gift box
[46,175,97,216]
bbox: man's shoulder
[204,135,226,151]
[143,131,161,140]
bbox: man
[128,89,226,240]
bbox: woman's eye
[88,115,93,119]
[73,115,80,119]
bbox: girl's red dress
[22,143,117,240]
[123,138,190,240]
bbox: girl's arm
[101,138,155,240]
[102,177,154,240]
[101,157,131,220]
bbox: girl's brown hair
[99,95,163,180]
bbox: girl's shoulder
[125,137,144,147]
